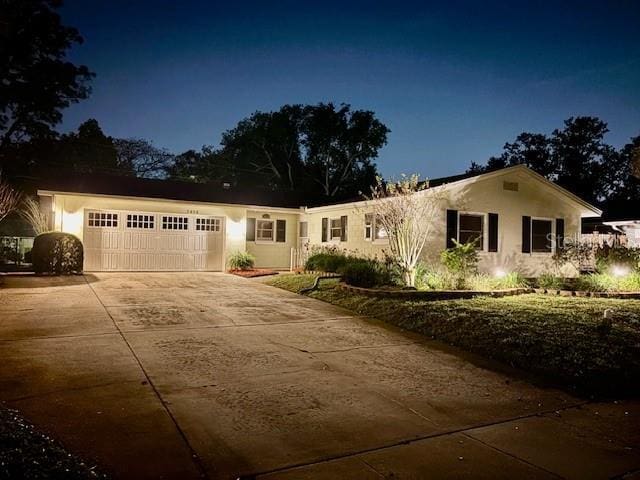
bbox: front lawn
[267,274,640,397]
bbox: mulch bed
[0,405,107,479]
[229,269,279,278]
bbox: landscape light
[611,265,629,277]
[494,268,507,278]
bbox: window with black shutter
[458,213,484,250]
[531,219,552,253]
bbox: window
[162,216,189,230]
[126,214,154,229]
[365,213,388,241]
[365,214,373,240]
[531,219,552,253]
[330,218,342,240]
[299,221,308,238]
[458,213,484,250]
[256,219,274,241]
[88,212,118,228]
[196,218,220,232]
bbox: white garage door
[83,210,224,271]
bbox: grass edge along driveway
[265,274,640,398]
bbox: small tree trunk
[404,268,416,288]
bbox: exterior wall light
[611,265,629,277]
[494,268,507,278]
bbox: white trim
[329,217,343,242]
[457,211,487,252]
[304,165,602,217]
[530,216,555,255]
[255,219,275,243]
[37,190,303,214]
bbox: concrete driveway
[0,273,638,479]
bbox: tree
[0,173,22,223]
[114,138,174,178]
[550,117,615,203]
[169,103,389,201]
[467,116,627,205]
[0,0,93,153]
[301,103,388,198]
[365,175,444,287]
[45,119,122,174]
[167,147,236,184]
[219,105,305,190]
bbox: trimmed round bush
[32,232,83,275]
[341,261,382,288]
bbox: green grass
[267,274,640,397]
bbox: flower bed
[229,269,278,278]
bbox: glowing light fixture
[494,268,507,278]
[611,265,629,277]
[227,219,246,240]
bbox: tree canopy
[168,103,389,202]
[0,0,94,152]
[468,116,640,211]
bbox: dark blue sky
[59,0,640,178]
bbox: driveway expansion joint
[84,276,210,480]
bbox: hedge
[32,232,83,275]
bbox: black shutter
[246,218,256,241]
[321,217,328,242]
[555,218,565,252]
[340,215,348,241]
[446,209,458,248]
[522,216,531,253]
[488,213,499,252]
[276,220,286,243]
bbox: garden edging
[338,283,533,299]
[339,283,640,299]
[532,288,640,299]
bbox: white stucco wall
[245,209,300,269]
[304,169,598,277]
[43,193,300,270]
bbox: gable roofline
[305,164,603,216]
[34,164,602,217]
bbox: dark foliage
[0,0,94,167]
[340,261,385,288]
[32,232,83,274]
[468,116,640,208]
[167,103,389,203]
[0,405,107,479]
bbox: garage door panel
[83,210,224,272]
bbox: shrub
[32,232,83,275]
[341,261,382,288]
[595,245,640,274]
[304,250,350,273]
[441,240,479,289]
[228,251,255,270]
[469,272,529,290]
[619,272,640,292]
[415,265,457,290]
[537,272,563,290]
[574,272,640,292]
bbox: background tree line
[1,0,638,210]
[467,117,640,214]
